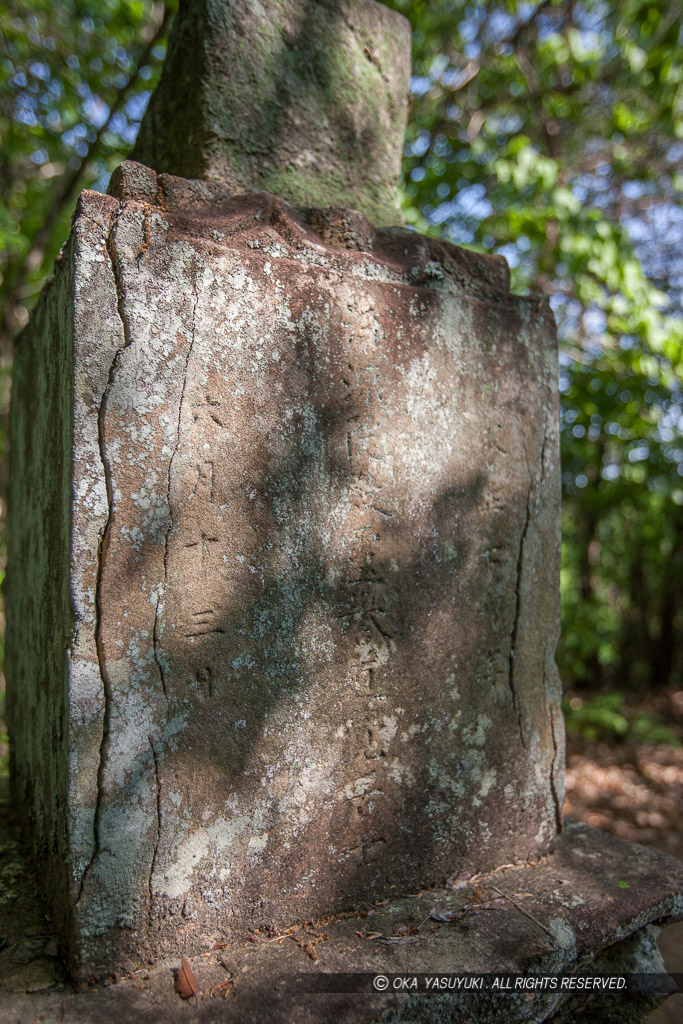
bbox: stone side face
[131,0,411,226]
[6,245,75,941]
[7,166,564,977]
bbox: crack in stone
[507,399,553,755]
[148,736,162,908]
[153,272,199,700]
[152,599,167,701]
[549,698,564,833]
[540,392,564,834]
[508,484,531,752]
[75,201,133,907]
[147,271,199,908]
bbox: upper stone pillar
[131,0,411,226]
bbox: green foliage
[0,0,681,702]
[563,692,679,745]
[384,0,683,691]
[0,702,7,777]
[0,0,173,343]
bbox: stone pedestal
[6,164,564,976]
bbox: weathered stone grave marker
[6,1,681,1009]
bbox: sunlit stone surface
[7,165,563,974]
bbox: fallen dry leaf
[212,978,234,999]
[175,957,200,999]
[395,923,420,936]
[429,897,508,923]
[317,909,369,926]
[355,928,420,944]
[447,861,517,890]
[447,870,477,889]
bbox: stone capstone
[6,162,564,976]
[131,0,411,226]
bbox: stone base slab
[2,782,681,1024]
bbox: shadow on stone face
[89,279,553,963]
[7,184,562,975]
[3,777,682,1024]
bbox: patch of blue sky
[406,130,431,158]
[124,90,150,122]
[410,75,432,97]
[28,60,50,81]
[82,95,109,128]
[628,444,651,463]
[107,112,138,146]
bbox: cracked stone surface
[6,162,563,978]
[2,785,682,1024]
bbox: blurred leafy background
[0,0,681,773]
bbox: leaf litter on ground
[355,885,539,943]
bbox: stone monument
[6,2,679,1008]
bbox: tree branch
[25,4,169,277]
[438,0,558,96]
[1,3,170,351]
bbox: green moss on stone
[132,0,410,226]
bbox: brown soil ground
[564,689,683,862]
[563,688,683,1024]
